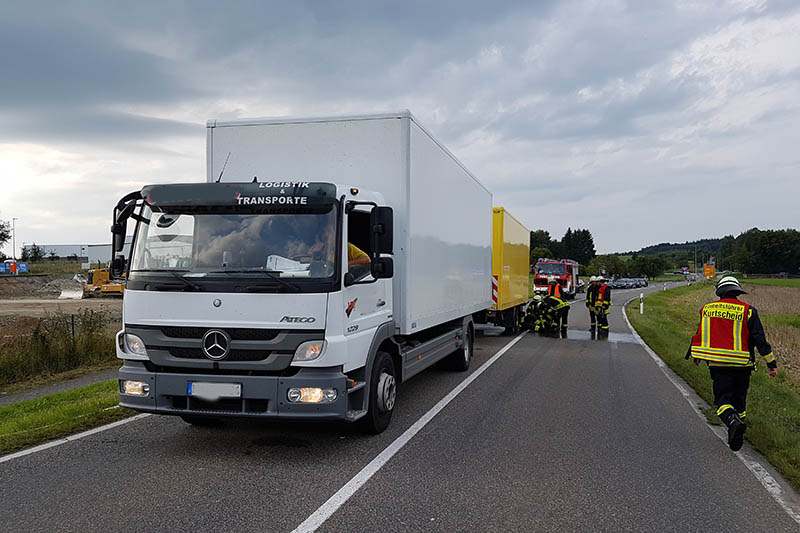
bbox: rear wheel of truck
[359,351,396,434]
[447,323,473,371]
[502,307,519,336]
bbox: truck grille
[168,347,271,362]
[158,326,280,341]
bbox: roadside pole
[640,292,644,314]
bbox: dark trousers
[710,366,752,424]
[557,306,569,332]
[588,309,597,329]
[597,311,609,332]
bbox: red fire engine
[533,258,580,299]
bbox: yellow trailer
[488,207,530,334]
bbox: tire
[180,415,219,427]
[447,323,473,371]
[358,351,396,434]
[501,307,518,336]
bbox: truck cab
[113,181,401,431]
[533,258,579,299]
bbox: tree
[0,215,10,250]
[530,247,553,262]
[570,229,596,266]
[627,255,668,278]
[530,230,553,250]
[561,228,575,259]
[589,254,625,277]
[23,243,45,262]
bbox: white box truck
[113,111,492,432]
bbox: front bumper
[119,362,348,420]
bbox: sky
[1,0,798,256]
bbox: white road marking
[0,414,151,464]
[622,296,800,525]
[291,331,529,533]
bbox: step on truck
[478,207,530,335]
[112,111,492,433]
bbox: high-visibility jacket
[689,298,776,367]
[595,284,611,314]
[547,283,562,298]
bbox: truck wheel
[503,307,519,336]
[447,323,473,371]
[359,351,396,434]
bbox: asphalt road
[1,283,798,532]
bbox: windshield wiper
[131,269,202,291]
[207,270,300,292]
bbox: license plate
[187,382,241,399]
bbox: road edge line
[621,296,800,525]
[0,413,151,464]
[291,331,529,533]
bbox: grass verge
[742,278,800,289]
[0,379,134,456]
[0,310,117,387]
[627,283,800,491]
[0,359,120,396]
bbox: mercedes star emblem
[201,329,231,360]
[213,299,222,308]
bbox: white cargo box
[206,111,492,335]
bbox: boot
[728,413,746,452]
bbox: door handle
[376,299,386,307]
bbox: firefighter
[687,276,778,452]
[547,275,563,298]
[594,276,612,336]
[586,276,600,331]
[542,276,569,337]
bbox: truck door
[343,206,392,336]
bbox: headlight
[286,387,338,403]
[293,340,326,362]
[124,333,147,356]
[120,380,150,396]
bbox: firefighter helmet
[715,276,746,297]
[547,276,556,284]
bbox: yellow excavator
[83,268,125,298]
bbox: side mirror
[371,257,394,279]
[370,207,393,255]
[344,272,355,287]
[111,255,126,278]
[112,227,127,253]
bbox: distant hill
[616,238,723,257]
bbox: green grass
[762,314,800,329]
[0,380,135,455]
[24,260,88,275]
[0,310,117,387]
[627,284,800,491]
[0,359,121,396]
[650,273,687,282]
[742,278,800,289]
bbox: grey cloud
[0,106,200,145]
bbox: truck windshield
[130,205,337,279]
[536,263,566,275]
